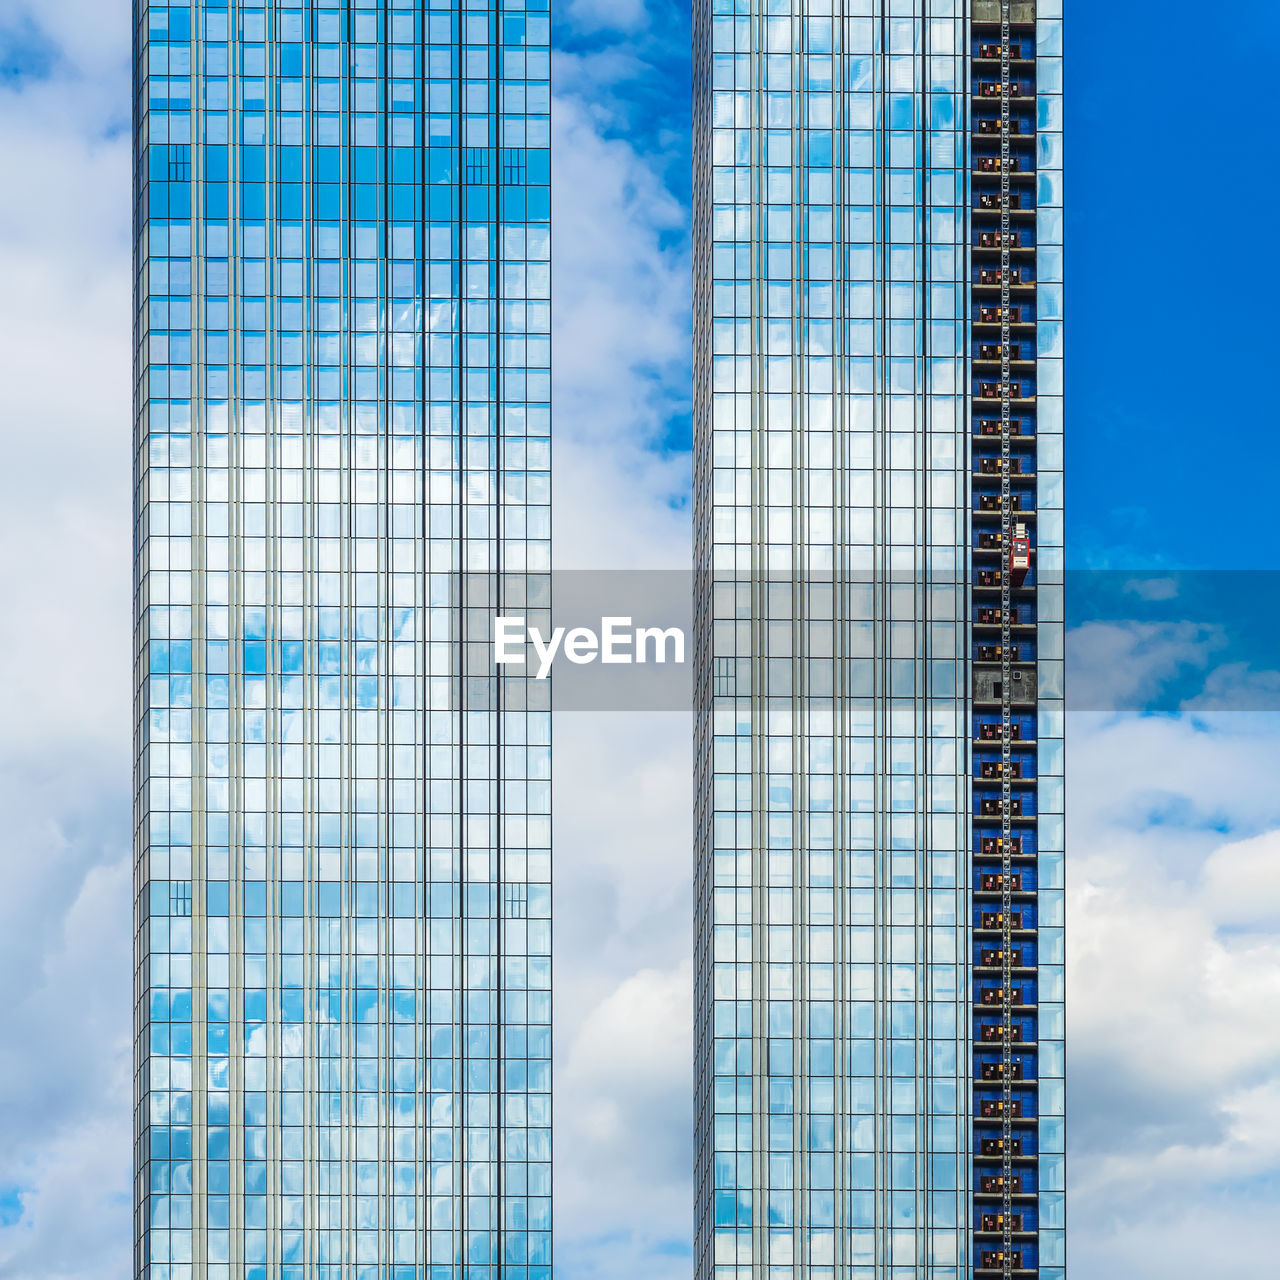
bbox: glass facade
[692,2,1063,1278]
[132,3,551,1279]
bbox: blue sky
[1066,0,1280,569]
[1,2,1279,1278]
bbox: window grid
[693,2,1064,1278]
[133,3,552,1278]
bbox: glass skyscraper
[693,3,1063,1278]
[132,4,551,1279]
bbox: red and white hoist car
[1009,523,1031,588]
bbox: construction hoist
[997,4,1016,1277]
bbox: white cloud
[1066,698,1280,1274]
[556,961,693,1280]
[563,0,652,39]
[1070,710,1280,874]
[546,31,697,1272]
[1121,575,1180,602]
[553,712,694,1278]
[1202,830,1280,929]
[560,962,692,1220]
[1071,1194,1280,1280]
[0,7,134,1279]
[1065,619,1224,714]
[0,0,131,88]
[0,852,133,1280]
[551,83,691,571]
[0,80,132,761]
[1070,846,1280,1108]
